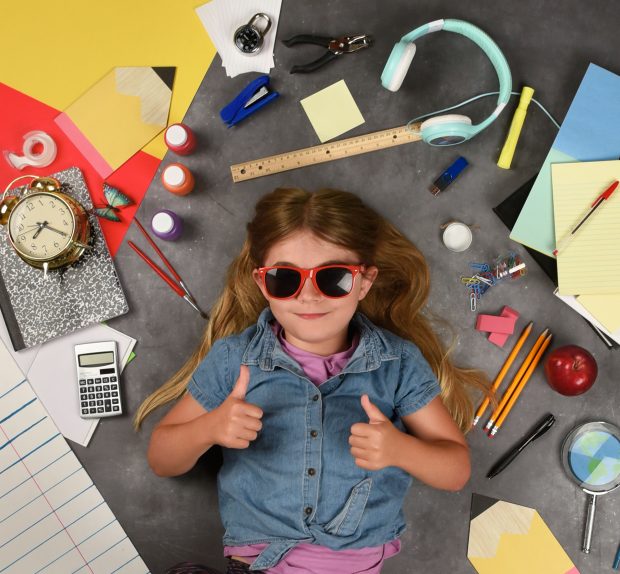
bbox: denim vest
[188,309,441,570]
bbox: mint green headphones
[381,19,512,146]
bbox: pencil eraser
[476,314,516,334]
[488,331,510,347]
[501,306,520,320]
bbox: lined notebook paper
[553,160,620,295]
[510,63,620,257]
[0,341,149,574]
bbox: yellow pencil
[484,328,549,432]
[472,321,533,427]
[489,333,553,436]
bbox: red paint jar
[161,163,194,195]
[164,123,197,155]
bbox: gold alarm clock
[0,175,91,275]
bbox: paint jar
[164,123,197,155]
[161,163,194,195]
[151,209,183,241]
[442,222,472,252]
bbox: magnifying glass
[561,421,620,553]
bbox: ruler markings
[230,124,421,182]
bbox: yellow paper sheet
[300,80,365,143]
[553,160,620,295]
[57,67,173,174]
[0,0,216,160]
[577,293,620,332]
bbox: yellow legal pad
[553,160,620,295]
[578,292,620,333]
[468,494,579,574]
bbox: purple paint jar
[151,209,183,241]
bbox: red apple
[544,345,598,396]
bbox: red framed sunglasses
[257,264,364,299]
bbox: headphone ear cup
[420,114,474,146]
[381,43,416,92]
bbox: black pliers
[282,34,373,74]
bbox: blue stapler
[220,75,279,127]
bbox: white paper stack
[196,0,282,78]
[0,315,136,447]
[0,341,149,573]
[554,290,620,347]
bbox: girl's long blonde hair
[134,188,490,432]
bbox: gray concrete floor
[74,1,620,573]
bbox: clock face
[8,192,75,261]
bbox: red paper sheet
[0,82,159,257]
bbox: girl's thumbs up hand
[212,365,263,449]
[349,394,400,471]
[361,394,389,423]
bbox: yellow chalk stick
[497,86,535,170]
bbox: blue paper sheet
[510,63,620,256]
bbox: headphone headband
[382,18,512,144]
[401,19,512,111]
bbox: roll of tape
[4,130,57,170]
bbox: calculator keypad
[79,371,122,418]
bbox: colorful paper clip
[461,253,526,311]
[494,252,527,281]
[220,75,279,127]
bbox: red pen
[553,180,619,257]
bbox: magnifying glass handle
[582,493,597,553]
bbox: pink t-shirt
[224,323,401,573]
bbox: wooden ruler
[230,124,421,182]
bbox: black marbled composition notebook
[0,166,128,350]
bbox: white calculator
[75,341,123,418]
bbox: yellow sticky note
[300,80,365,142]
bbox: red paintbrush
[128,217,208,318]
